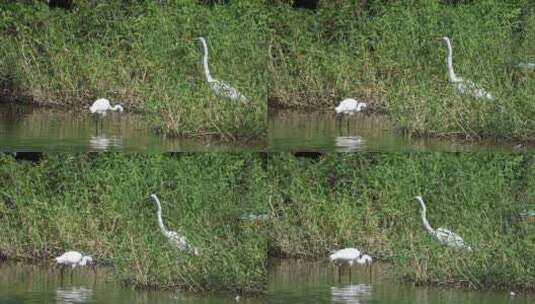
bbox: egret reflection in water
[269,109,521,152]
[89,134,123,151]
[55,287,93,304]
[331,284,372,304]
[335,136,365,152]
[0,103,260,151]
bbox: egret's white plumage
[149,194,200,256]
[514,63,535,69]
[415,196,472,250]
[330,248,373,281]
[55,251,93,269]
[196,37,247,102]
[335,98,367,115]
[329,248,361,266]
[442,37,494,100]
[356,254,372,265]
[239,213,269,221]
[89,98,124,115]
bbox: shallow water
[0,263,263,304]
[2,260,533,304]
[269,109,525,152]
[0,103,263,152]
[268,259,534,304]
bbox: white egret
[335,98,367,115]
[54,251,94,281]
[415,196,472,250]
[89,98,124,115]
[442,37,494,100]
[195,37,247,102]
[55,251,93,269]
[330,249,374,281]
[330,248,371,281]
[149,194,200,256]
[329,248,361,266]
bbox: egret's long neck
[200,39,214,82]
[416,197,434,233]
[445,40,459,82]
[151,195,168,234]
[111,105,121,111]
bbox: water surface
[268,259,533,304]
[2,260,532,304]
[269,109,526,152]
[0,262,263,304]
[0,103,263,152]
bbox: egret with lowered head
[89,98,124,115]
[329,248,373,281]
[335,98,367,115]
[54,251,94,281]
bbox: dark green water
[269,109,526,152]
[2,260,533,304]
[0,103,263,152]
[268,259,534,304]
[0,263,263,304]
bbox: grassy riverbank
[0,1,267,141]
[0,153,268,293]
[269,1,535,142]
[268,153,535,291]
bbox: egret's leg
[70,265,75,283]
[369,264,372,282]
[349,266,352,282]
[92,265,97,286]
[98,118,103,136]
[59,266,64,284]
[94,117,99,136]
[335,115,342,131]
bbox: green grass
[269,0,535,142]
[268,153,535,291]
[0,153,268,293]
[0,1,267,141]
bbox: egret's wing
[210,80,247,102]
[436,227,468,246]
[456,82,468,94]
[457,80,493,100]
[168,232,199,255]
